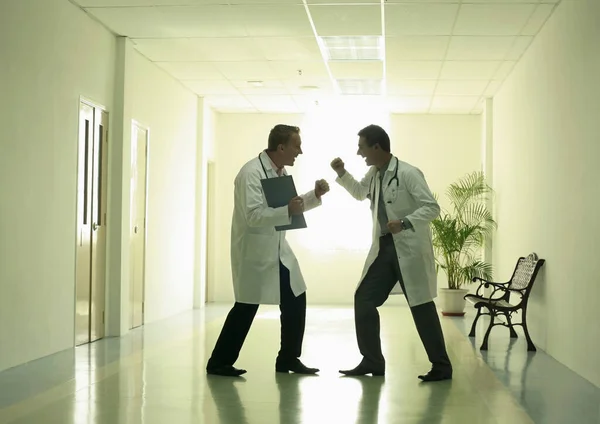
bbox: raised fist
[315,179,330,198]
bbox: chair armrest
[471,277,506,296]
[488,285,509,300]
[470,278,510,299]
[472,276,491,284]
[472,277,509,286]
[471,277,488,296]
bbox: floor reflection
[348,376,385,424]
[0,305,597,424]
[206,375,248,424]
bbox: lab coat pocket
[383,187,398,204]
[394,230,416,257]
[245,234,276,263]
[384,187,407,207]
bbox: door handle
[92,222,99,231]
[134,226,138,234]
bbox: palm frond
[447,171,493,214]
[460,260,493,284]
[431,171,496,289]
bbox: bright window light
[286,97,390,253]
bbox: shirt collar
[263,150,284,175]
[379,156,393,174]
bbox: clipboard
[260,175,307,231]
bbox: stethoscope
[369,159,399,204]
[259,152,287,179]
[259,154,270,178]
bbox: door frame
[205,160,216,302]
[73,96,109,346]
[129,120,150,329]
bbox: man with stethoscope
[206,124,330,377]
[331,124,452,382]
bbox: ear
[373,143,381,151]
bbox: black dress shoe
[206,365,247,377]
[339,363,385,376]
[418,368,452,382]
[276,358,319,374]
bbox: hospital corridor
[1,0,599,423]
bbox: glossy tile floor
[0,304,598,424]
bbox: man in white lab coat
[331,124,452,382]
[206,124,330,377]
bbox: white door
[75,101,108,346]
[90,110,108,342]
[130,123,148,329]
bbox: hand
[315,179,330,198]
[387,220,404,234]
[288,196,304,216]
[330,157,346,177]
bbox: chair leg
[468,308,482,337]
[505,313,518,338]
[522,314,536,352]
[480,311,496,350]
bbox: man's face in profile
[357,136,377,166]
[280,133,303,166]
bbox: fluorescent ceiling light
[320,36,383,61]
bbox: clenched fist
[288,196,304,216]
[330,157,346,177]
[387,220,403,234]
[315,179,330,198]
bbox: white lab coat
[336,157,440,307]
[230,151,322,305]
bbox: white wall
[492,0,600,387]
[0,0,203,372]
[209,113,482,304]
[130,51,198,324]
[0,0,116,372]
[390,115,482,213]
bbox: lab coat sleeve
[335,170,373,201]
[403,167,440,226]
[242,169,292,228]
[300,190,322,212]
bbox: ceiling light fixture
[247,81,263,87]
[320,36,384,61]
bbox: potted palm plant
[431,171,497,316]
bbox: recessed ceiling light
[320,36,383,61]
[299,85,320,91]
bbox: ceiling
[71,0,561,114]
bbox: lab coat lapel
[372,171,381,240]
[380,156,397,190]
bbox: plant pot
[439,288,469,317]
